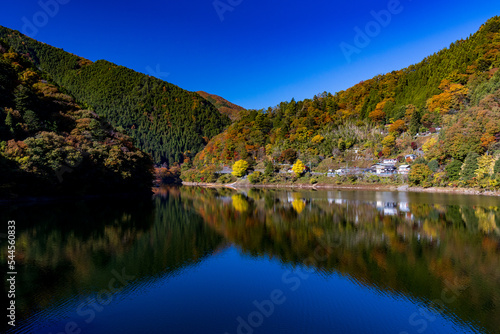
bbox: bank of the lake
[181,181,500,196]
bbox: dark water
[1,187,500,334]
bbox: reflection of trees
[181,187,500,333]
[0,192,223,321]
[232,194,249,212]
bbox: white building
[398,165,411,175]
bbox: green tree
[461,152,479,181]
[5,110,15,134]
[232,159,249,177]
[414,157,427,165]
[264,160,277,177]
[445,160,462,181]
[23,110,41,132]
[408,107,421,136]
[427,159,439,172]
[248,171,263,184]
[493,158,500,175]
[15,86,35,112]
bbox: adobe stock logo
[213,0,243,22]
[339,0,406,63]
[21,0,71,38]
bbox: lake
[2,187,499,334]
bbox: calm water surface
[1,187,500,334]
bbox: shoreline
[181,181,500,197]
[0,190,153,205]
[3,182,498,204]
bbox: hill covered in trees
[196,91,245,121]
[191,16,500,189]
[0,26,231,164]
[0,40,153,198]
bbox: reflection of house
[399,202,410,212]
[384,207,398,215]
[327,198,346,205]
[376,201,398,215]
[398,165,410,175]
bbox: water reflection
[1,187,499,333]
[179,187,500,333]
[0,193,224,332]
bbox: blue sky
[1,1,500,109]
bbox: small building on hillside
[372,164,397,174]
[404,154,417,162]
[398,165,411,175]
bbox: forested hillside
[194,16,500,176]
[0,40,153,198]
[196,91,245,121]
[0,26,231,164]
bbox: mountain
[193,16,500,168]
[196,91,245,121]
[0,42,153,198]
[0,26,231,164]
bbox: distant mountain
[0,42,153,198]
[0,26,231,164]
[194,16,500,167]
[196,91,245,121]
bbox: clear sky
[1,1,500,110]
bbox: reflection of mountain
[0,193,223,325]
[181,187,500,333]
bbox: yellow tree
[475,154,495,180]
[368,109,386,123]
[292,159,305,176]
[232,159,249,177]
[389,120,407,134]
[21,70,39,85]
[426,80,468,114]
[311,134,325,145]
[381,134,395,147]
[422,137,437,154]
[368,101,388,123]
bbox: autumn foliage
[232,160,249,177]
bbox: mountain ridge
[0,26,231,164]
[196,91,245,121]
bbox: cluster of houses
[328,155,417,177]
[372,158,409,175]
[373,155,417,175]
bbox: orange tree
[409,164,432,187]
